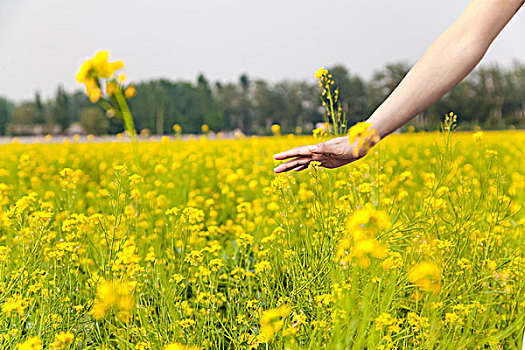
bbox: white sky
[1,0,524,102]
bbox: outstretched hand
[273,136,367,173]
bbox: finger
[293,165,309,172]
[274,145,317,160]
[274,157,311,173]
[274,157,307,173]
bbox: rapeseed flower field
[1,128,525,349]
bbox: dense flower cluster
[0,129,523,348]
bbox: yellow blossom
[260,305,291,342]
[76,50,124,102]
[17,337,42,350]
[2,295,29,317]
[445,312,463,325]
[51,332,74,349]
[472,131,484,142]
[314,67,328,79]
[408,262,442,293]
[347,122,380,157]
[90,280,135,322]
[106,81,118,96]
[164,344,202,350]
[125,85,137,98]
[254,260,271,274]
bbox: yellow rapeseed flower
[346,208,390,241]
[347,122,379,157]
[76,51,124,82]
[350,239,388,268]
[312,126,327,138]
[17,336,42,350]
[472,131,484,142]
[125,85,137,98]
[408,262,442,293]
[106,81,118,96]
[50,332,74,350]
[2,295,29,317]
[374,312,398,331]
[445,312,463,325]
[76,50,124,102]
[254,260,271,274]
[90,280,135,322]
[314,67,328,79]
[260,304,291,342]
[164,344,203,350]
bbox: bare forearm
[273,0,522,173]
[367,31,486,137]
[366,0,523,138]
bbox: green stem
[327,90,337,136]
[114,91,140,171]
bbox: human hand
[273,136,369,173]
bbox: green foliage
[330,65,369,124]
[12,103,38,125]
[53,86,70,130]
[79,106,110,135]
[34,91,46,124]
[204,112,225,132]
[1,62,524,135]
[367,62,411,113]
[0,97,12,135]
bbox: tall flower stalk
[76,51,139,165]
[315,67,348,137]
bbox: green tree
[0,97,13,135]
[68,91,91,125]
[367,62,410,114]
[12,103,38,125]
[34,91,46,124]
[79,106,109,134]
[53,86,70,130]
[215,82,242,132]
[239,74,252,133]
[252,80,284,133]
[197,74,223,132]
[502,63,525,127]
[329,65,369,124]
[2,60,523,136]
[473,66,506,129]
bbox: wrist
[364,116,387,141]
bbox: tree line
[0,62,523,136]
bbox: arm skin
[274,0,524,173]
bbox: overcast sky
[1,0,524,102]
